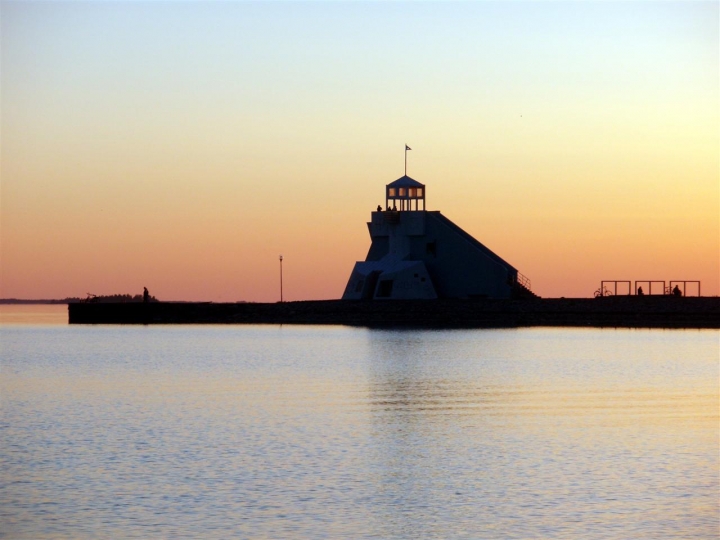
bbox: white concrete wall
[343,210,518,300]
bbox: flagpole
[404,145,407,176]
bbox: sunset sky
[1,1,718,301]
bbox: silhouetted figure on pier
[143,287,149,303]
[637,286,644,296]
[672,285,682,297]
[377,205,382,212]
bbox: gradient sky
[1,1,718,301]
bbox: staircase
[511,272,540,299]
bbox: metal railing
[595,280,702,297]
[634,281,666,296]
[516,272,531,291]
[668,281,701,297]
[594,280,632,297]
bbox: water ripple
[1,322,717,538]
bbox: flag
[405,145,412,151]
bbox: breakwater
[68,297,720,328]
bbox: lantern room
[385,175,426,211]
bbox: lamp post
[279,255,283,302]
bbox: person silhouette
[637,286,644,296]
[377,205,382,212]
[672,285,682,297]
[143,287,149,303]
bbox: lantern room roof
[387,175,424,188]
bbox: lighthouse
[342,175,534,300]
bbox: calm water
[1,305,718,539]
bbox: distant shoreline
[0,298,241,305]
[1,299,71,304]
[1,294,164,304]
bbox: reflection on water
[363,329,718,538]
[1,319,718,538]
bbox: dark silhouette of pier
[68,296,720,328]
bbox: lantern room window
[385,175,426,211]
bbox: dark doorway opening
[376,279,394,298]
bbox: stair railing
[516,272,531,291]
